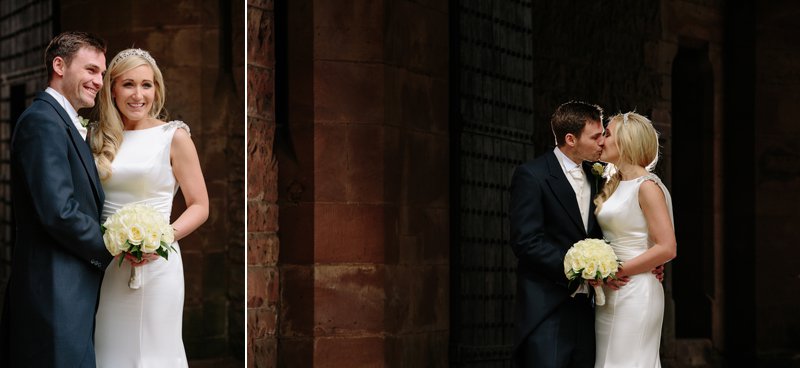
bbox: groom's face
[573,119,604,162]
[57,47,106,110]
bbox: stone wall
[247,0,279,367]
[0,0,54,311]
[267,0,449,366]
[754,0,800,365]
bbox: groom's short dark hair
[45,31,107,81]
[551,101,604,146]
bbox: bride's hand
[124,253,160,267]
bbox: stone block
[248,266,279,308]
[186,336,229,360]
[314,203,397,263]
[248,7,274,68]
[385,331,448,368]
[314,61,384,124]
[314,0,384,62]
[248,232,280,266]
[202,299,229,337]
[203,251,228,298]
[314,336,386,368]
[250,337,277,368]
[385,67,448,134]
[405,131,449,206]
[277,337,312,368]
[248,0,274,11]
[384,265,449,334]
[277,122,315,204]
[277,203,314,264]
[249,306,277,340]
[314,265,385,335]
[397,206,449,264]
[279,265,315,336]
[183,305,205,340]
[183,251,204,304]
[384,0,448,76]
[346,124,401,203]
[247,117,277,201]
[248,201,279,233]
[248,65,275,121]
[313,123,348,201]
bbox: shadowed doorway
[671,42,715,340]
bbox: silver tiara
[110,48,157,69]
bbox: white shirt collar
[554,146,581,172]
[45,87,87,139]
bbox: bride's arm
[170,128,209,241]
[615,180,676,278]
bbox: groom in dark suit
[509,101,607,367]
[0,31,113,367]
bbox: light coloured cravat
[568,166,589,231]
[74,115,88,140]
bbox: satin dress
[94,121,190,368]
[595,174,674,368]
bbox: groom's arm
[13,111,111,269]
[509,165,568,286]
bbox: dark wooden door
[450,1,535,366]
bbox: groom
[0,31,113,367]
[509,101,607,367]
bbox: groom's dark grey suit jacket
[0,91,113,367]
[509,149,604,366]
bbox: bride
[593,112,676,367]
[90,48,209,367]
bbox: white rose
[142,228,161,253]
[103,230,123,256]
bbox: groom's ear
[565,133,577,147]
[52,56,66,78]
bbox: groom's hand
[652,264,665,282]
[604,276,630,290]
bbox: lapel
[543,151,586,235]
[583,161,602,236]
[36,92,103,207]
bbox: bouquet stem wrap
[564,238,620,306]
[129,267,142,289]
[592,284,606,306]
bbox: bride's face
[112,65,155,124]
[600,120,619,163]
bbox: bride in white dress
[89,49,209,367]
[592,112,676,367]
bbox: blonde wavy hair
[594,112,660,212]
[91,49,166,180]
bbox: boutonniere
[591,162,605,178]
[590,162,606,193]
[78,116,90,128]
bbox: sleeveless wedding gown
[94,121,190,367]
[595,174,674,368]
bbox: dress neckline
[123,122,169,133]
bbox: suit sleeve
[509,165,569,286]
[13,112,112,268]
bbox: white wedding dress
[94,121,190,368]
[595,174,674,368]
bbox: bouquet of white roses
[102,203,176,289]
[564,238,620,306]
